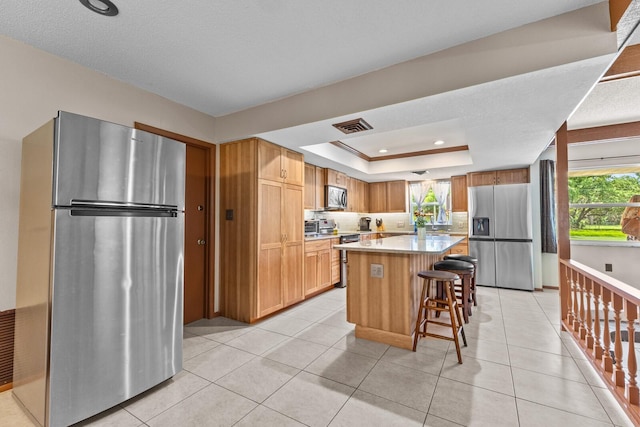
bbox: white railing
[560,259,640,424]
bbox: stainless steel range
[338,233,360,288]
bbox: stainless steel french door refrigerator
[468,183,534,291]
[13,111,186,427]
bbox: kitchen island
[333,234,465,349]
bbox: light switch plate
[370,263,384,278]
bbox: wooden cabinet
[369,180,407,213]
[467,167,529,187]
[220,137,304,323]
[304,163,324,210]
[258,139,304,186]
[450,175,468,212]
[330,237,340,285]
[304,239,332,296]
[357,179,369,212]
[347,177,357,212]
[448,236,469,255]
[325,168,348,188]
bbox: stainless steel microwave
[325,185,347,210]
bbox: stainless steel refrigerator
[468,183,534,291]
[13,111,185,427]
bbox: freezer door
[494,184,532,240]
[47,210,184,427]
[468,186,495,238]
[495,241,534,291]
[469,240,496,286]
[53,111,186,209]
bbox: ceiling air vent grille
[332,118,373,134]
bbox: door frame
[134,122,217,318]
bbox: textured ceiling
[1,0,637,180]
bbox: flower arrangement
[413,208,432,228]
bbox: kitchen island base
[346,250,446,350]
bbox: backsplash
[305,210,469,233]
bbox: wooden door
[467,171,496,187]
[315,167,325,209]
[318,250,331,288]
[496,168,530,185]
[257,180,284,317]
[304,251,319,295]
[184,145,208,324]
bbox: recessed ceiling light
[79,0,119,16]
[434,140,445,146]
[379,149,388,153]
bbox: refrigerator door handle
[70,199,179,211]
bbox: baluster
[578,274,586,341]
[602,288,614,373]
[585,278,594,351]
[626,301,639,405]
[564,265,574,326]
[572,269,580,332]
[613,294,625,387]
[592,283,603,361]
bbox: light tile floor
[1,287,635,426]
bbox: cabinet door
[283,242,304,305]
[318,250,331,289]
[450,175,468,212]
[358,180,369,212]
[315,167,325,209]
[369,182,386,213]
[258,140,284,182]
[467,172,496,187]
[496,168,529,185]
[304,251,319,295]
[347,177,357,212]
[386,181,407,212]
[283,149,304,186]
[257,181,284,317]
[304,163,316,209]
[330,238,341,285]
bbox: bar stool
[434,259,474,323]
[444,254,478,307]
[413,270,467,363]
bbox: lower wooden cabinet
[448,236,469,255]
[304,239,332,296]
[330,237,340,285]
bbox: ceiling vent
[332,118,373,134]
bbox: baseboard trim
[543,285,560,290]
[0,382,12,392]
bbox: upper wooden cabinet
[467,167,529,187]
[369,180,407,213]
[304,163,326,210]
[325,168,348,188]
[258,139,304,186]
[450,175,468,212]
[357,179,369,213]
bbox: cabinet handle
[197,239,206,245]
[197,205,204,211]
[284,169,288,179]
[281,169,285,178]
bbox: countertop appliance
[13,111,185,427]
[359,217,372,231]
[305,219,319,236]
[318,218,336,234]
[468,183,534,291]
[338,233,360,287]
[325,185,347,210]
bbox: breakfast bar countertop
[333,234,464,255]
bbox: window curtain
[540,159,557,253]
[433,182,450,224]
[410,181,433,211]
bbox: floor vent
[0,309,15,388]
[332,118,373,134]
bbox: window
[409,180,451,226]
[568,172,640,241]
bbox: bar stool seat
[413,270,467,363]
[434,259,474,323]
[444,254,478,307]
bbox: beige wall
[0,35,217,311]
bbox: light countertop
[333,234,464,255]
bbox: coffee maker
[359,217,371,231]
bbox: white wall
[0,35,217,312]
[571,243,640,289]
